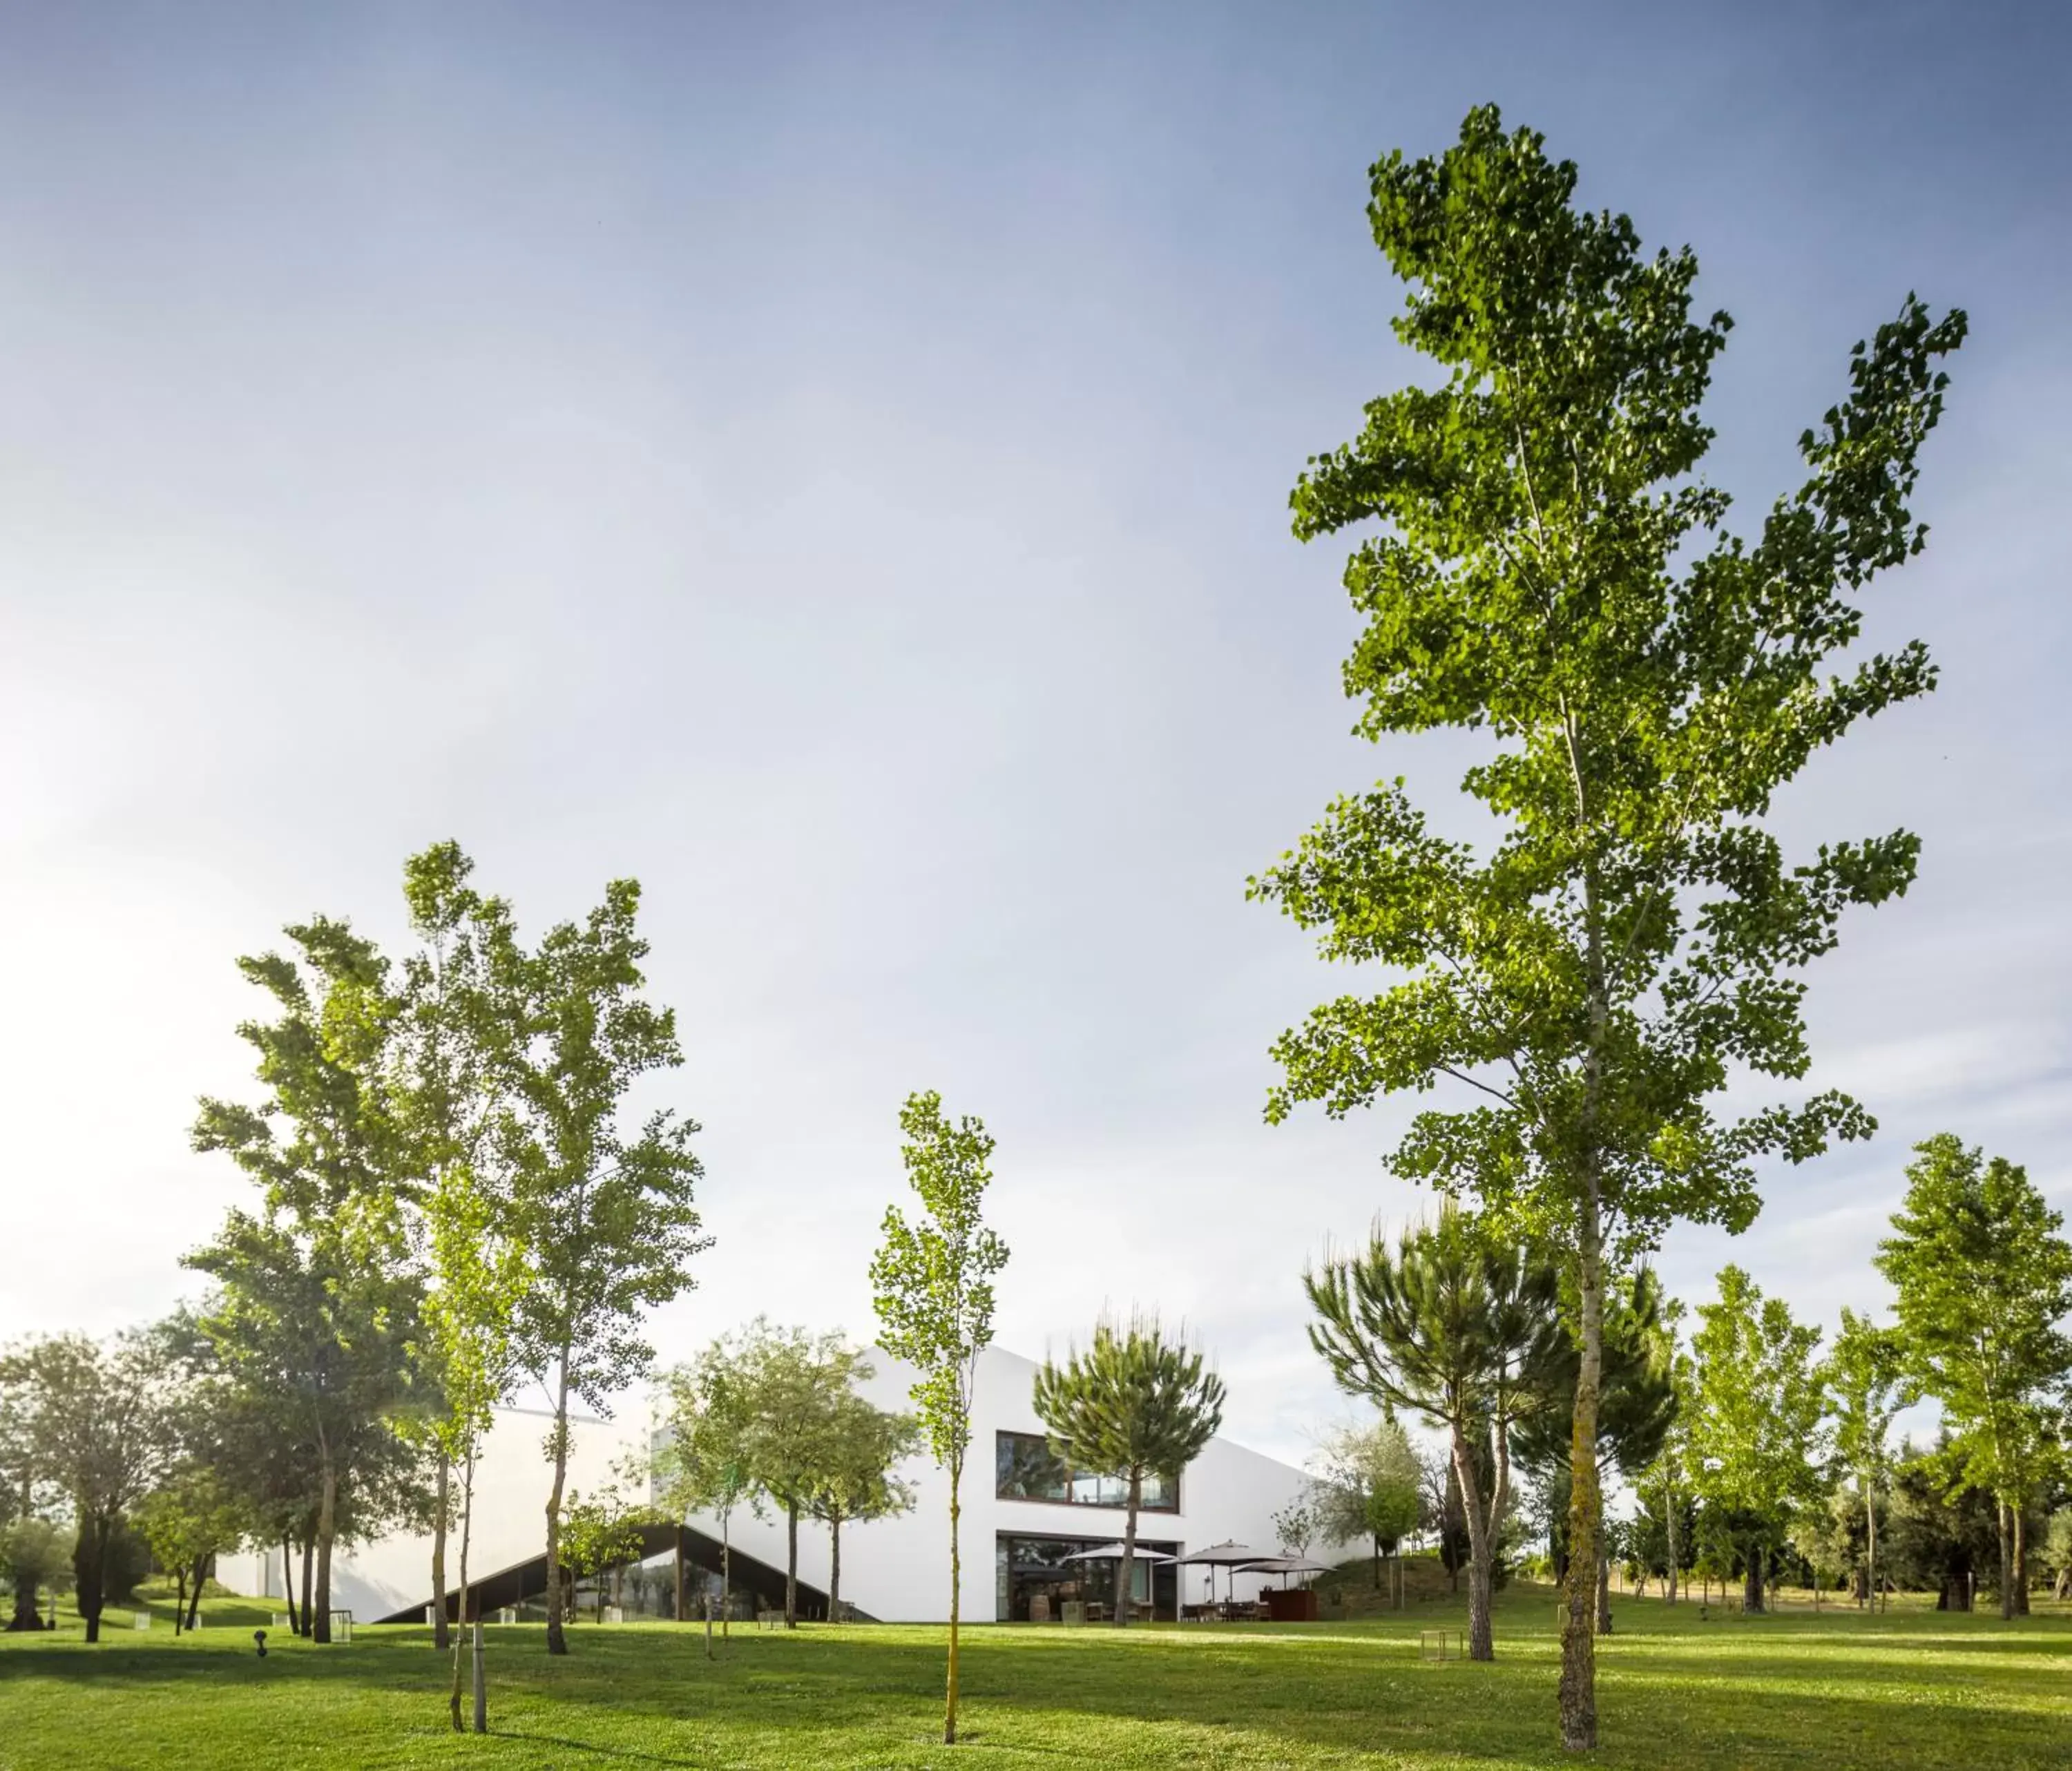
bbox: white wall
[683,1347,1347,1622]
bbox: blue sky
[2,1,2066,1466]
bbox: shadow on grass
[8,1598,2069,1771]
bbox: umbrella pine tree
[1032,1316,1227,1625]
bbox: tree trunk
[1863,1482,1877,1614]
[945,1451,963,1746]
[431,1456,452,1652]
[1115,1473,1141,1627]
[172,1567,188,1636]
[721,1516,732,1640]
[1448,1426,1494,1661]
[1997,1499,2014,1621]
[1743,1542,1765,1614]
[785,1501,799,1628]
[75,1511,109,1643]
[299,1529,315,1638]
[185,1553,208,1631]
[1557,1209,1605,1750]
[1595,1553,1612,1635]
[1665,1476,1679,1604]
[1372,1534,1383,1591]
[544,1352,573,1656]
[8,1575,44,1631]
[2013,1505,2029,1616]
[675,1531,686,1626]
[450,1448,477,1732]
[314,1457,339,1645]
[829,1515,843,1625]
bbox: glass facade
[995,1532,1180,1622]
[993,1431,1176,1511]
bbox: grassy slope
[3,1584,2066,1770]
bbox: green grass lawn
[3,1584,2067,1770]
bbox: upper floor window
[994,1430,1177,1511]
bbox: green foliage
[182,915,425,1645]
[499,874,707,1654]
[651,1342,758,1529]
[1306,1209,1561,1654]
[1255,103,1964,1255]
[135,1467,249,1618]
[1823,1310,1902,1498]
[714,1321,874,1525]
[1515,1270,1678,1482]
[870,1091,1010,1475]
[1033,1314,1224,1625]
[3,1332,175,1640]
[869,1089,1009,1741]
[805,1391,921,1536]
[507,877,711,1420]
[390,843,533,1482]
[557,1484,653,1586]
[0,1516,72,1625]
[1270,1491,1317,1558]
[1313,1417,1426,1558]
[1253,102,1961,1733]
[1874,1135,2072,1518]
[1686,1266,1826,1578]
[1032,1314,1225,1507]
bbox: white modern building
[241,1347,1340,1626]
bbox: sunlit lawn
[3,1583,2067,1768]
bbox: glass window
[996,1431,1070,1502]
[994,1432,1180,1511]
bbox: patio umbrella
[1175,1542,1270,1609]
[1059,1544,1176,1563]
[1234,1555,1336,1590]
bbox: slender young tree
[805,1388,921,1625]
[1032,1314,1226,1626]
[388,841,526,1665]
[870,1090,1010,1747]
[1821,1309,1903,1610]
[1875,1134,2072,1618]
[504,878,709,1657]
[1686,1265,1826,1612]
[1305,1209,1563,1658]
[1251,105,1964,1748]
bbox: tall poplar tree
[505,878,709,1658]
[1821,1309,1903,1608]
[1875,1134,2072,1618]
[1032,1314,1225,1626]
[389,841,530,1722]
[1251,104,1964,1748]
[870,1090,1010,1747]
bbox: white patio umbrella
[1175,1542,1271,1610]
[1059,1544,1176,1564]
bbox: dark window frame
[992,1430,1181,1513]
